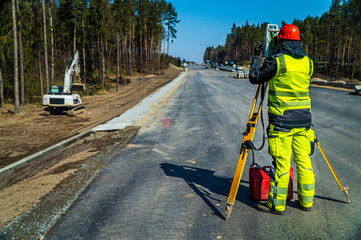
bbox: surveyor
[249,24,315,215]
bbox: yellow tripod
[225,83,267,220]
[224,85,351,220]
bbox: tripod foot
[225,204,233,221]
[344,187,351,204]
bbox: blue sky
[169,0,332,63]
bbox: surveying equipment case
[249,165,294,200]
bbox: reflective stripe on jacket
[268,53,313,129]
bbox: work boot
[296,200,311,211]
[256,203,284,215]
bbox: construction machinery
[42,50,85,117]
[224,24,350,220]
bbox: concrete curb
[0,130,93,175]
[311,80,360,91]
[92,72,186,131]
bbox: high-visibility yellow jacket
[249,41,314,129]
[268,53,313,129]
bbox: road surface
[45,67,361,239]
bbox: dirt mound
[163,63,183,76]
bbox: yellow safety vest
[268,54,313,128]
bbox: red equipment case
[249,165,293,200]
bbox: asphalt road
[45,67,361,240]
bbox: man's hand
[254,43,262,56]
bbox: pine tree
[42,0,49,93]
[165,2,179,63]
[0,65,4,108]
[12,0,20,113]
[16,0,25,105]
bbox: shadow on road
[160,163,255,220]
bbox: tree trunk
[91,39,95,76]
[150,31,154,72]
[341,46,346,74]
[140,26,143,74]
[313,34,318,62]
[347,36,352,73]
[82,18,86,85]
[12,0,20,113]
[101,33,105,90]
[73,21,77,52]
[97,38,101,81]
[105,39,109,75]
[163,18,166,64]
[124,33,129,75]
[49,3,54,85]
[167,30,170,64]
[116,28,120,91]
[38,52,44,97]
[132,20,135,74]
[351,57,356,80]
[328,44,335,77]
[335,46,340,77]
[119,30,125,85]
[235,45,238,62]
[0,67,4,108]
[16,0,25,105]
[144,24,148,74]
[128,28,133,76]
[158,37,161,74]
[351,36,358,80]
[42,0,49,93]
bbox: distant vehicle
[350,85,361,95]
[231,69,249,79]
[205,60,211,68]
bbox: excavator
[42,50,85,117]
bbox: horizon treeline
[0,0,179,113]
[204,0,361,81]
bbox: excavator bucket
[72,83,86,92]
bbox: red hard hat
[278,24,301,40]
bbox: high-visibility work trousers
[267,124,315,212]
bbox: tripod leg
[225,149,249,220]
[225,84,267,220]
[315,137,350,203]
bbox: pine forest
[204,0,361,82]
[0,0,179,113]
